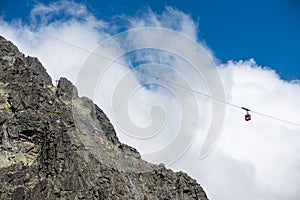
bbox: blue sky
[1,0,300,80]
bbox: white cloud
[1,1,300,200]
[0,0,108,82]
[126,6,198,40]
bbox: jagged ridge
[0,36,208,200]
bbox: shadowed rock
[0,35,208,200]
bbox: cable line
[35,30,300,127]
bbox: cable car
[242,107,251,121]
[245,113,251,121]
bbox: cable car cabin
[245,113,251,121]
[242,107,251,121]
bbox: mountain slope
[0,36,208,200]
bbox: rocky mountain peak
[0,35,208,200]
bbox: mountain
[0,35,208,200]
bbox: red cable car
[242,107,251,121]
[245,113,251,121]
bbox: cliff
[0,36,208,200]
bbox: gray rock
[0,35,209,199]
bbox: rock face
[0,36,208,200]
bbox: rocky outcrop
[0,36,208,199]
